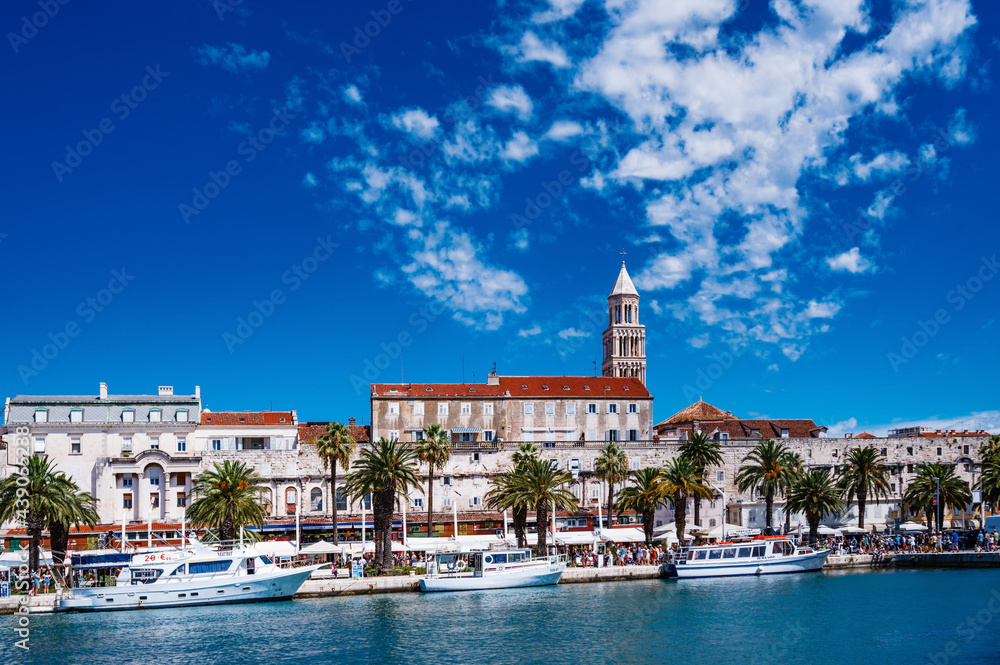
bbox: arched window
[310,488,323,512]
[259,489,272,515]
[285,487,297,514]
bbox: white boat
[56,539,324,611]
[420,548,565,592]
[662,536,831,579]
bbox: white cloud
[948,107,975,145]
[391,108,440,140]
[391,209,422,227]
[858,412,1000,438]
[544,120,586,141]
[826,417,859,437]
[511,228,530,251]
[533,0,586,23]
[300,124,325,144]
[343,85,363,104]
[557,327,590,339]
[487,85,534,121]
[688,333,709,348]
[302,172,318,188]
[827,247,873,274]
[519,324,542,337]
[194,43,271,72]
[767,363,779,371]
[514,31,571,68]
[501,131,539,162]
[850,151,910,181]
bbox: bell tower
[602,258,646,384]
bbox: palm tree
[506,458,577,553]
[781,451,804,534]
[341,437,420,572]
[485,443,538,548]
[979,437,1000,510]
[594,442,629,530]
[0,455,99,572]
[679,431,723,528]
[839,445,891,531]
[187,460,269,544]
[415,424,451,539]
[904,463,972,531]
[736,440,792,531]
[315,421,357,545]
[660,457,713,544]
[785,469,844,544]
[616,468,669,544]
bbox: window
[608,404,619,414]
[176,409,189,422]
[750,429,760,436]
[34,408,48,423]
[936,447,942,456]
[388,430,399,441]
[483,403,494,416]
[177,492,187,508]
[212,439,221,451]
[628,429,639,441]
[71,437,81,454]
[588,404,597,414]
[717,470,725,482]
[413,402,424,416]
[461,403,471,415]
[780,429,789,438]
[149,408,161,423]
[720,432,729,441]
[413,498,423,508]
[414,430,425,442]
[470,497,481,507]
[123,476,133,488]
[545,402,555,415]
[442,476,453,486]
[336,490,347,512]
[484,430,494,442]
[438,403,449,416]
[150,473,160,487]
[566,403,576,415]
[907,463,913,473]
[473,475,483,486]
[591,487,601,499]
[150,437,159,450]
[472,452,481,463]
[881,448,887,456]
[310,488,323,512]
[176,437,186,453]
[122,437,133,453]
[630,457,640,470]
[70,408,83,423]
[906,447,913,456]
[890,483,896,493]
[188,561,229,575]
[587,429,597,441]
[388,402,399,415]
[964,445,970,455]
[123,493,133,509]
[606,430,620,442]
[442,497,452,508]
[628,403,638,414]
[832,449,838,457]
[524,403,534,415]
[150,493,159,508]
[460,433,472,443]
[122,409,135,423]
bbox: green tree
[781,451,804,534]
[660,457,713,544]
[594,442,629,530]
[415,424,451,539]
[316,421,357,544]
[736,440,792,530]
[785,469,844,544]
[0,455,99,572]
[485,443,538,547]
[678,431,723,528]
[839,445,891,531]
[904,463,972,532]
[979,436,1000,510]
[187,460,268,544]
[506,458,577,553]
[342,437,420,572]
[615,468,670,544]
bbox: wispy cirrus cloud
[194,43,271,73]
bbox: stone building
[602,261,646,384]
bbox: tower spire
[602,259,646,384]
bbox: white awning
[450,428,482,434]
[299,540,345,555]
[602,527,647,543]
[253,541,297,558]
[555,531,604,546]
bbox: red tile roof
[658,400,738,426]
[298,420,371,444]
[200,411,294,425]
[919,429,991,438]
[853,432,876,438]
[660,417,826,439]
[372,376,650,399]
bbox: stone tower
[602,261,646,384]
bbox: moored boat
[420,548,565,592]
[662,536,831,579]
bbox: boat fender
[497,565,504,572]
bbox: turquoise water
[4,568,1000,664]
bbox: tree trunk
[50,521,68,565]
[808,515,820,545]
[514,506,527,548]
[331,458,339,544]
[27,515,44,573]
[427,466,435,538]
[765,489,774,530]
[643,509,654,545]
[693,496,701,528]
[536,503,548,554]
[221,514,234,544]
[674,491,687,544]
[858,488,867,531]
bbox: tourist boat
[662,536,832,579]
[420,548,565,592]
[56,539,325,611]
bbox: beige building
[602,261,647,384]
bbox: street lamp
[932,476,941,532]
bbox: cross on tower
[619,248,627,261]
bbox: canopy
[816,525,842,536]
[299,540,345,555]
[253,541,297,558]
[899,521,928,533]
[405,535,511,552]
[602,527,647,543]
[706,523,750,540]
[654,523,701,538]
[555,531,604,546]
[345,540,409,554]
[0,550,54,567]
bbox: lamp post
[148,496,155,548]
[933,476,941,532]
[452,490,462,543]
[712,484,727,542]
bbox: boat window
[752,546,765,557]
[259,555,273,565]
[783,542,795,555]
[492,553,507,564]
[484,555,493,565]
[737,548,751,558]
[188,560,231,575]
[132,568,162,584]
[708,549,722,560]
[693,550,708,560]
[722,548,737,559]
[772,543,783,555]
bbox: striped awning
[450,427,482,434]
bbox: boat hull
[663,549,831,579]
[420,562,566,592]
[56,565,321,612]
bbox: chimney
[349,417,356,427]
[158,386,174,396]
[99,382,108,400]
[195,385,201,400]
[487,372,500,386]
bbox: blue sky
[2,0,997,435]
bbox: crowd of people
[818,528,1000,559]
